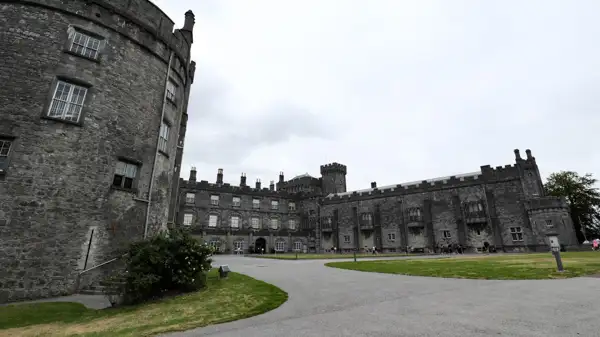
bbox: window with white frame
[275,241,286,252]
[69,30,101,59]
[234,240,244,251]
[288,219,296,230]
[48,80,88,122]
[210,195,219,206]
[208,214,218,227]
[388,233,396,241]
[230,215,240,228]
[510,227,523,241]
[183,213,193,226]
[112,160,138,189]
[271,200,279,210]
[270,218,279,229]
[185,193,195,204]
[343,235,351,243]
[289,202,296,211]
[251,217,260,229]
[158,121,170,153]
[293,241,303,251]
[252,198,260,209]
[442,230,451,238]
[209,239,221,251]
[232,196,241,207]
[166,80,177,103]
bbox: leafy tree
[545,171,600,243]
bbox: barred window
[69,31,101,59]
[48,81,87,122]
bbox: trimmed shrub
[118,229,213,305]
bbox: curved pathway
[164,255,600,337]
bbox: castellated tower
[0,0,195,303]
[320,163,347,195]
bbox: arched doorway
[255,237,267,254]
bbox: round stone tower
[0,0,195,303]
[320,162,347,195]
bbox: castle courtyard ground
[165,254,600,337]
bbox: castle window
[361,213,373,224]
[343,235,351,243]
[270,218,279,229]
[289,202,296,211]
[545,219,553,228]
[166,80,177,104]
[234,240,244,251]
[208,214,218,227]
[208,239,221,252]
[388,233,396,241]
[271,200,279,210]
[252,198,260,209]
[275,241,286,252]
[69,30,101,60]
[112,160,138,190]
[408,208,421,222]
[0,138,13,174]
[442,230,451,238]
[230,216,240,228]
[251,217,260,229]
[185,193,195,204]
[210,195,219,206]
[293,241,303,251]
[510,227,523,241]
[48,80,88,123]
[232,196,241,207]
[288,219,296,230]
[183,213,193,226]
[158,121,170,154]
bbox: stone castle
[175,149,579,255]
[0,0,580,305]
[0,0,195,303]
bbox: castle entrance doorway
[255,237,267,254]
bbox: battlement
[524,197,568,212]
[23,0,194,79]
[320,162,347,175]
[180,179,303,199]
[480,164,520,180]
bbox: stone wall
[0,1,194,303]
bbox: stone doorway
[255,237,267,253]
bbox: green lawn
[248,253,415,260]
[0,270,287,337]
[326,252,600,280]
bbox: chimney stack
[216,168,223,185]
[255,179,261,189]
[371,182,377,188]
[279,171,284,183]
[269,180,275,191]
[189,166,197,182]
[525,149,533,160]
[240,173,247,187]
[514,149,522,161]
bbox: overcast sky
[153,0,600,191]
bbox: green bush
[119,229,213,304]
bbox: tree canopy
[545,171,600,243]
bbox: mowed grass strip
[326,252,600,280]
[248,253,414,260]
[0,270,288,337]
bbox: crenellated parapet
[180,179,306,199]
[524,196,569,214]
[20,0,194,82]
[320,162,347,175]
[480,164,520,181]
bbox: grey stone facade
[177,150,579,255]
[0,0,195,303]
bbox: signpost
[546,231,564,272]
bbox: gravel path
[164,255,600,337]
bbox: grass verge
[326,252,600,280]
[0,270,287,337]
[248,253,417,260]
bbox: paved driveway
[164,255,600,337]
